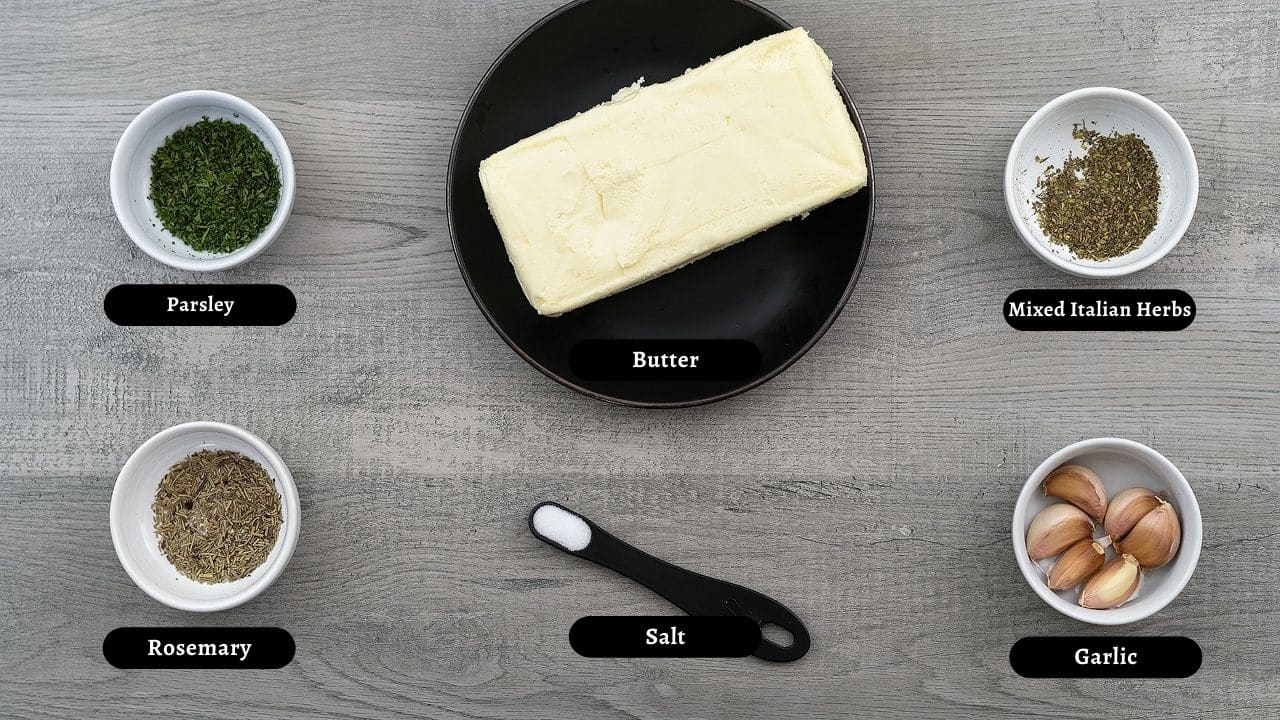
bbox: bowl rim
[109,421,301,612]
[109,89,295,272]
[1011,437,1202,625]
[1003,86,1199,278]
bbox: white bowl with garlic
[1012,438,1202,625]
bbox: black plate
[447,0,874,408]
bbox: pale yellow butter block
[478,27,867,316]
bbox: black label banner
[103,627,295,669]
[569,616,761,658]
[569,340,761,381]
[104,284,296,326]
[1010,636,1201,678]
[1004,289,1195,331]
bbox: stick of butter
[478,27,867,316]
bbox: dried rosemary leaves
[153,449,283,584]
[149,117,281,254]
[1032,124,1160,261]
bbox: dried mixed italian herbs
[149,117,280,254]
[1032,124,1160,261]
[153,449,283,584]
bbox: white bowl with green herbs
[110,421,300,612]
[110,90,295,272]
[1004,87,1198,278]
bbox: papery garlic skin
[1043,464,1107,522]
[1116,499,1181,569]
[1047,539,1105,591]
[1103,487,1162,541]
[1080,553,1141,609]
[1027,503,1094,561]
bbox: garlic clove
[1047,539,1106,591]
[1103,487,1162,541]
[1026,503,1094,561]
[1042,464,1107,522]
[1080,553,1141,609]
[1115,499,1181,568]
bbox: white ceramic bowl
[1012,438,1201,625]
[110,90,295,271]
[110,422,300,612]
[1004,87,1198,277]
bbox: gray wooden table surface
[2,0,1277,717]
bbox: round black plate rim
[446,0,876,409]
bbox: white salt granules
[532,504,592,552]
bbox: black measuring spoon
[528,501,810,662]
